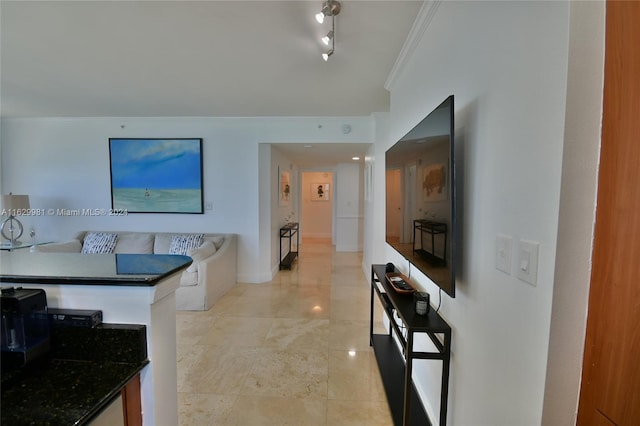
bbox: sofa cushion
[169,234,204,255]
[36,240,82,253]
[81,232,118,254]
[185,241,216,273]
[114,233,154,254]
[153,234,173,254]
[209,236,225,250]
[180,270,198,287]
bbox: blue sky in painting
[110,139,202,189]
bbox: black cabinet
[279,222,299,270]
[369,264,451,426]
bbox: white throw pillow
[185,241,217,273]
[81,232,118,254]
[169,234,204,255]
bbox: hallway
[176,238,392,425]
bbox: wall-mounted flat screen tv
[385,95,456,297]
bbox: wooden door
[577,1,640,424]
[386,168,402,241]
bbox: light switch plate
[517,239,539,286]
[496,234,512,274]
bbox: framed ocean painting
[109,138,204,213]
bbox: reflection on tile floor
[177,238,392,425]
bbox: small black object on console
[48,308,103,328]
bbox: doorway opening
[301,171,334,244]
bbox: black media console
[369,264,451,426]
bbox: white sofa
[33,231,237,311]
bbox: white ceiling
[272,142,371,167]
[0,0,423,119]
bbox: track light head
[322,49,334,61]
[321,30,334,46]
[315,0,341,23]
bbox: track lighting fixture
[315,1,340,61]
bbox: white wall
[335,162,364,252]
[0,116,373,283]
[542,1,604,424]
[269,146,300,276]
[364,1,601,424]
[362,112,390,272]
[301,171,333,239]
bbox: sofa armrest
[196,234,237,309]
[32,239,82,253]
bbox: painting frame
[422,162,447,202]
[109,138,204,214]
[311,183,330,201]
[279,168,291,206]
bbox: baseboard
[301,232,331,239]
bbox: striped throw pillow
[169,234,204,255]
[81,232,118,254]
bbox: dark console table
[369,264,451,426]
[279,222,299,270]
[413,220,447,266]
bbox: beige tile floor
[176,238,392,425]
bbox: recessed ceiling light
[352,156,360,161]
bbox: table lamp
[1,194,30,245]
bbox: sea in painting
[109,138,203,213]
[112,188,202,213]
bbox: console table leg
[369,272,374,346]
[440,331,451,426]
[403,331,413,426]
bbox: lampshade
[1,194,30,244]
[2,194,30,212]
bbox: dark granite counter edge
[1,323,149,425]
[1,359,149,426]
[1,275,160,286]
[0,261,191,286]
[77,360,149,425]
[0,253,192,286]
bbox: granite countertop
[0,252,192,286]
[1,324,148,425]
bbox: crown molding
[385,0,442,91]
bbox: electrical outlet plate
[496,234,512,274]
[517,239,539,286]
